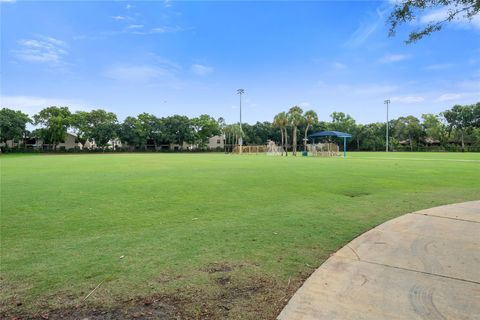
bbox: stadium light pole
[384,99,390,152]
[237,89,245,152]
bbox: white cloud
[435,93,462,102]
[0,96,85,116]
[12,36,68,66]
[0,0,16,3]
[125,4,133,10]
[151,26,183,33]
[352,84,399,95]
[299,102,311,107]
[127,24,144,29]
[332,62,347,70]
[391,96,425,103]
[191,64,214,76]
[424,63,453,70]
[104,65,170,82]
[112,15,126,20]
[378,54,409,63]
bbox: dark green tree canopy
[192,114,221,147]
[72,109,118,147]
[0,108,31,143]
[33,106,72,149]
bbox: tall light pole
[237,89,244,151]
[384,99,390,152]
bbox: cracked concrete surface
[278,201,480,320]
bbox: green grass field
[1,152,479,319]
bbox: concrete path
[278,201,480,320]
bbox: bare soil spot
[201,262,239,274]
[342,191,371,198]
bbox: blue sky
[1,0,479,124]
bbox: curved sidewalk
[278,201,480,320]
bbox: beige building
[1,132,82,150]
[2,134,225,151]
[208,135,225,150]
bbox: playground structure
[307,143,340,157]
[232,131,351,157]
[233,145,268,154]
[308,130,352,158]
[233,140,341,157]
[266,140,284,155]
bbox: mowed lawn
[1,152,479,319]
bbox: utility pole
[237,89,244,152]
[384,99,390,152]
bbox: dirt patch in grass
[1,269,305,320]
[341,191,371,198]
[201,262,241,274]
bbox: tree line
[1,102,479,152]
[0,106,222,151]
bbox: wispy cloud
[352,84,398,95]
[104,65,171,82]
[11,36,68,68]
[112,15,127,21]
[0,0,16,3]
[435,93,462,102]
[126,24,144,30]
[0,95,85,116]
[424,63,453,70]
[345,7,387,47]
[378,54,409,63]
[332,62,347,70]
[191,64,214,76]
[391,95,425,103]
[151,26,184,34]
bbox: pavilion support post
[343,137,346,158]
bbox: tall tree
[287,106,303,156]
[273,113,285,156]
[71,111,90,147]
[89,110,118,149]
[329,112,356,133]
[138,113,165,149]
[0,108,31,148]
[422,113,447,145]
[388,0,480,43]
[217,117,227,152]
[303,110,318,151]
[118,116,146,150]
[274,112,288,156]
[72,110,118,149]
[393,116,423,151]
[191,114,221,148]
[442,104,475,151]
[163,115,194,148]
[33,106,72,150]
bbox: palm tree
[273,113,284,156]
[274,112,288,156]
[303,110,318,151]
[217,117,227,153]
[230,124,244,152]
[287,106,304,156]
[224,124,232,153]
